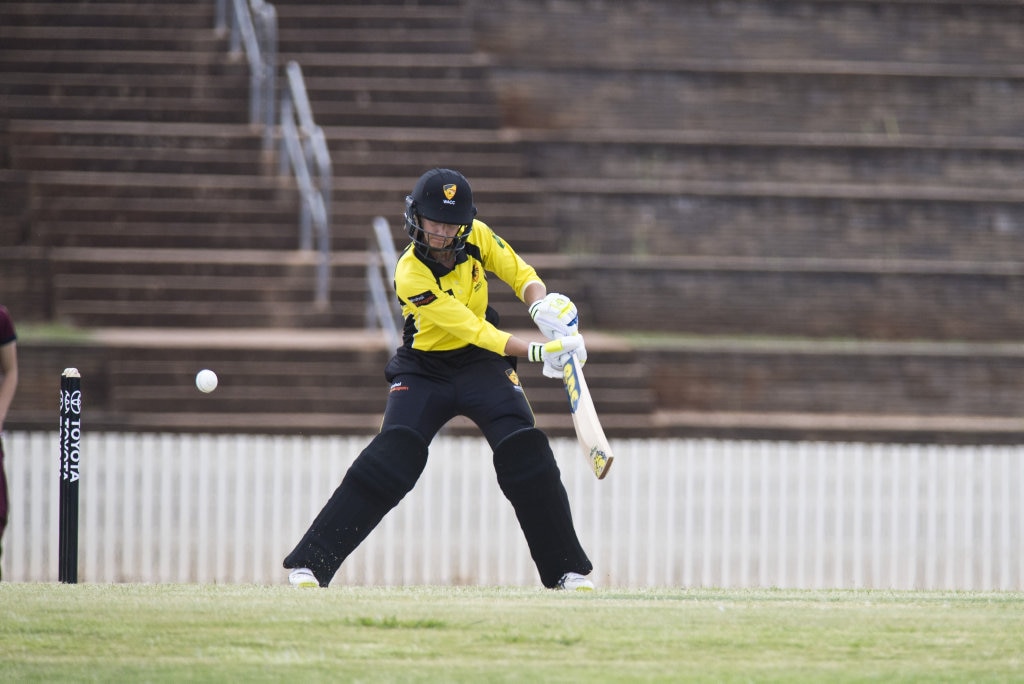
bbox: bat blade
[561,352,614,479]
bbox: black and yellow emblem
[443,183,457,200]
[505,368,521,386]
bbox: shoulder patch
[408,290,438,306]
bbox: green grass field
[1,584,1021,682]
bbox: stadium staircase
[0,0,645,437]
[3,0,1023,442]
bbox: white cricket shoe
[556,572,594,591]
[288,567,319,588]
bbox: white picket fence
[2,432,1021,589]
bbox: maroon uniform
[0,305,16,576]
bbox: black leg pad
[493,427,592,588]
[283,427,428,586]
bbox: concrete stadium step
[476,0,1024,67]
[284,99,501,129]
[275,55,501,128]
[24,170,545,203]
[565,254,1024,342]
[29,200,551,253]
[51,301,346,330]
[39,243,1024,341]
[25,168,294,198]
[538,179,1024,262]
[276,52,492,81]
[0,73,249,108]
[32,196,296,244]
[398,163,1024,262]
[48,248,363,328]
[0,2,212,30]
[330,150,527,181]
[12,145,265,175]
[0,247,51,318]
[642,336,1024,424]
[33,221,299,251]
[5,120,528,177]
[44,247,583,330]
[272,1,466,32]
[270,1,492,127]
[276,28,474,55]
[3,95,249,124]
[488,68,1023,137]
[521,129,1024,192]
[0,49,241,77]
[27,188,552,253]
[3,119,257,147]
[298,75,498,106]
[0,24,225,52]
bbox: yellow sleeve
[474,222,544,302]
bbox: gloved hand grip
[529,293,579,340]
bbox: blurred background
[2,0,1023,443]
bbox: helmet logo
[443,184,457,202]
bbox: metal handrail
[216,2,329,307]
[368,217,403,350]
[215,0,276,151]
[279,61,332,307]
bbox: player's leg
[283,370,453,587]
[492,427,593,588]
[283,426,428,587]
[459,354,537,450]
[459,355,592,588]
[0,436,7,580]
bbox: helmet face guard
[405,196,472,260]
[404,169,477,264]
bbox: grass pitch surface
[1,584,1021,682]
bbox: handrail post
[253,1,277,154]
[278,59,333,307]
[217,1,331,307]
[214,0,228,36]
[370,217,404,347]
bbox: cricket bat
[561,352,614,479]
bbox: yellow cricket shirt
[394,219,543,355]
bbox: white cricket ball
[195,369,218,393]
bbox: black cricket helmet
[405,168,477,261]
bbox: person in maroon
[0,305,18,580]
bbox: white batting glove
[529,292,579,340]
[528,334,586,378]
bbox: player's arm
[0,338,18,433]
[400,269,583,374]
[475,224,580,341]
[396,257,514,354]
[523,281,545,310]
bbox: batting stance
[284,168,595,590]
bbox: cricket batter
[284,168,595,590]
